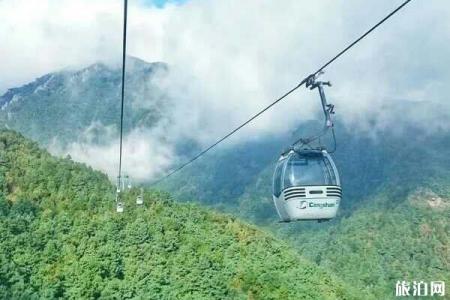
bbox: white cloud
[140,0,450,139]
[49,125,174,181]
[2,0,450,179]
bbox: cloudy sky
[1,0,449,179]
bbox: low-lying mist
[2,0,450,181]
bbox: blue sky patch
[144,0,187,8]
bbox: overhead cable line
[150,0,413,185]
[118,0,128,185]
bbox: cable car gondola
[136,188,144,205]
[136,195,143,205]
[116,201,124,213]
[273,148,341,222]
[116,192,124,213]
[116,176,124,213]
[273,74,341,222]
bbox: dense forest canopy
[0,130,358,299]
[159,124,450,298]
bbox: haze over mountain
[1,58,449,298]
[3,1,450,159]
[0,57,176,180]
[2,58,449,213]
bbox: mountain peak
[0,57,168,111]
[0,73,58,109]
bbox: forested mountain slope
[159,120,450,299]
[0,130,358,299]
[288,189,450,299]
